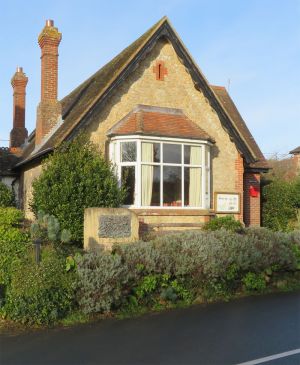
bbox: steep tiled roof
[290,146,300,155]
[108,105,214,142]
[0,148,20,176]
[211,86,269,170]
[16,17,267,171]
[19,17,166,165]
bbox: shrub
[77,229,298,315]
[0,181,14,207]
[202,215,244,233]
[262,178,300,231]
[76,251,129,314]
[30,210,72,244]
[0,208,29,288]
[31,134,125,246]
[242,272,266,292]
[4,246,77,325]
[0,206,24,227]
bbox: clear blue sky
[0,0,299,157]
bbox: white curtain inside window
[142,143,154,206]
[189,146,202,206]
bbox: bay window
[110,136,211,209]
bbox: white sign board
[215,193,240,213]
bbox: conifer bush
[31,135,125,246]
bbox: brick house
[0,17,269,233]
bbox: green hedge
[0,208,29,288]
[262,178,300,231]
[4,246,77,325]
[76,229,300,314]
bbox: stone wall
[20,38,245,226]
[21,163,42,219]
[85,39,240,198]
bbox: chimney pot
[46,19,54,27]
[16,66,23,73]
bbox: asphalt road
[1,290,300,365]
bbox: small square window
[121,142,136,162]
[163,143,181,164]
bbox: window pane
[121,142,136,162]
[184,145,202,165]
[141,165,160,206]
[163,166,182,206]
[163,143,181,164]
[141,142,160,163]
[184,167,202,207]
[121,166,135,205]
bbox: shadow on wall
[87,237,106,252]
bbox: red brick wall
[235,153,244,222]
[10,68,28,148]
[244,172,261,226]
[35,21,62,145]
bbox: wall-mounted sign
[215,192,240,213]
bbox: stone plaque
[98,215,131,238]
[84,208,139,251]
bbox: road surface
[1,290,300,364]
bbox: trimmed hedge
[262,178,300,231]
[76,228,300,314]
[0,208,29,288]
[4,246,77,325]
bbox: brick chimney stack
[35,20,62,146]
[10,67,28,148]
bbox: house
[0,17,269,233]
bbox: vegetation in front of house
[75,228,300,317]
[0,208,30,297]
[0,207,79,325]
[4,246,76,325]
[1,207,300,327]
[202,215,244,233]
[262,175,300,232]
[0,181,15,207]
[31,134,126,245]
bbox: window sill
[130,208,215,216]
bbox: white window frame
[109,135,212,209]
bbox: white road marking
[236,348,300,365]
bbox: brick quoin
[10,67,28,148]
[244,172,261,226]
[235,153,244,223]
[35,20,62,146]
